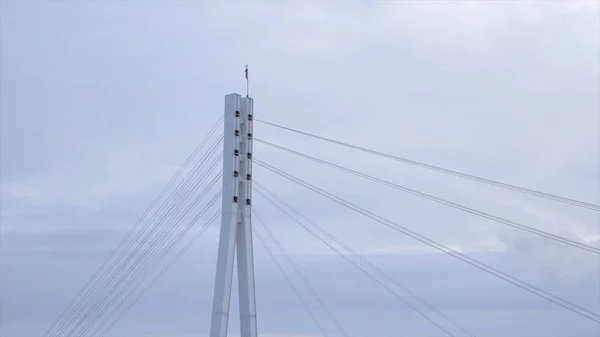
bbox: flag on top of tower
[245,65,248,80]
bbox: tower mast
[209,92,257,337]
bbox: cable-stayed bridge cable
[42,117,223,337]
[66,158,223,336]
[90,191,222,335]
[76,180,223,337]
[49,135,223,337]
[254,183,475,337]
[253,208,349,337]
[97,209,222,337]
[254,159,600,324]
[59,146,224,337]
[255,139,599,254]
[48,135,223,337]
[89,193,223,337]
[251,217,330,337]
[65,166,223,336]
[255,119,599,211]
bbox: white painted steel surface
[210,93,257,337]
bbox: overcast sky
[1,1,599,337]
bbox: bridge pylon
[210,93,257,337]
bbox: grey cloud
[2,246,599,336]
[1,1,599,337]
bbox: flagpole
[245,65,249,97]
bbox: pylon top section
[210,93,257,337]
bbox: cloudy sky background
[1,1,599,336]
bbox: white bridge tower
[210,93,258,337]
